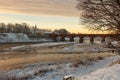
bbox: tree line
[0,23,70,35]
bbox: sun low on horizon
[0,0,105,34]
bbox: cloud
[0,16,29,23]
[0,0,79,17]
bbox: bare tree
[7,23,14,33]
[21,23,31,34]
[0,23,6,33]
[0,23,53,35]
[77,0,120,33]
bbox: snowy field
[0,37,120,80]
[5,56,119,80]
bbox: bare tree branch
[77,0,120,34]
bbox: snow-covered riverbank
[0,33,52,43]
[0,42,119,80]
[2,42,113,54]
[5,56,119,80]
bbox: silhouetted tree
[6,23,14,33]
[77,0,120,33]
[0,23,6,33]
[21,23,31,34]
[0,23,55,35]
[31,25,38,35]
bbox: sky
[0,0,100,33]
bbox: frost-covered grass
[78,64,120,80]
[72,53,110,67]
[0,54,118,80]
[0,42,116,71]
[110,59,120,66]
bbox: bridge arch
[105,36,113,42]
[74,36,80,43]
[94,36,102,44]
[83,36,91,43]
[53,36,60,42]
[64,36,70,42]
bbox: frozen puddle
[7,56,120,80]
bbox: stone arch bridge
[49,34,119,43]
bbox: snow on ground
[10,42,75,50]
[1,40,119,80]
[0,33,52,42]
[7,42,112,53]
[61,43,111,53]
[78,64,120,80]
[30,42,75,47]
[6,56,120,80]
[0,33,30,42]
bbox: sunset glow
[0,0,104,33]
